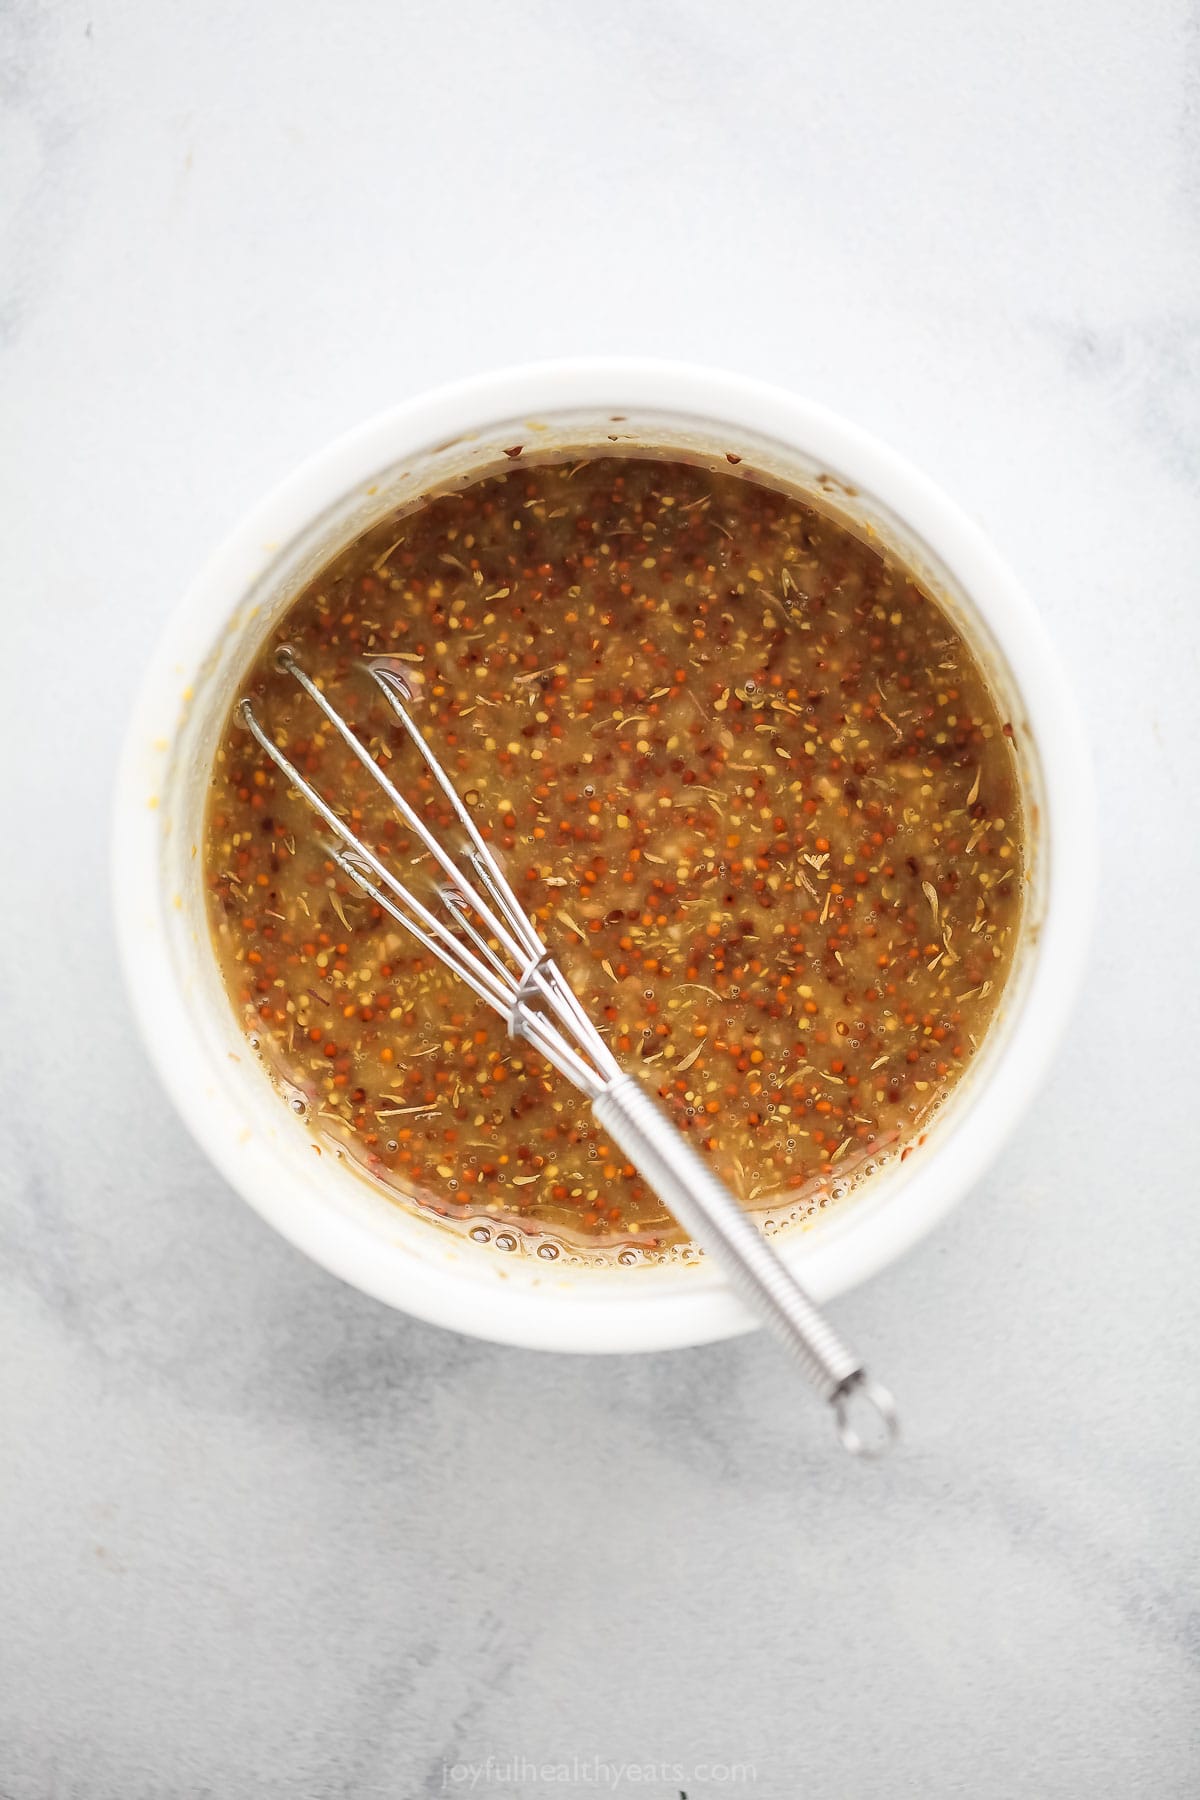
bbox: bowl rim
[112,357,1094,1352]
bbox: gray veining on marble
[1,2,1198,1795]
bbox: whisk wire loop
[239,659,620,1099]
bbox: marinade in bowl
[204,453,1023,1261]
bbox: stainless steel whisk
[241,650,898,1456]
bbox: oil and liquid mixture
[205,454,1022,1259]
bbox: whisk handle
[592,1074,897,1456]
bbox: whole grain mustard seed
[204,454,1023,1258]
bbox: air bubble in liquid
[537,1242,559,1260]
[494,1233,516,1252]
[470,1226,491,1243]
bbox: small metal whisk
[241,650,898,1456]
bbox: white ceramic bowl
[113,360,1093,1352]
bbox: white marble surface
[2,2,1198,1794]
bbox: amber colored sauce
[204,456,1023,1259]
